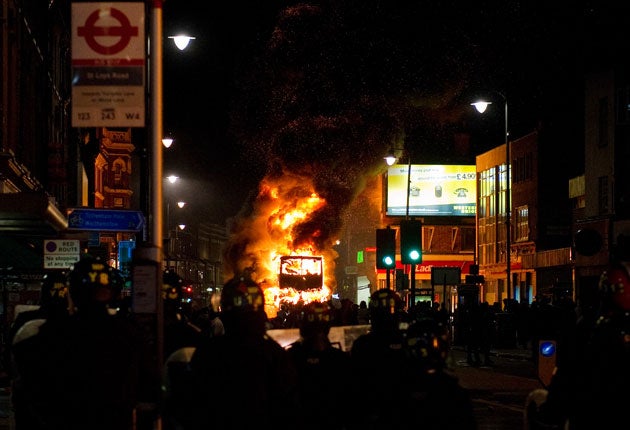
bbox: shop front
[376,255,475,312]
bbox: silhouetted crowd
[525,262,630,430]
[160,279,475,430]
[6,257,477,430]
[452,294,579,367]
[5,255,629,430]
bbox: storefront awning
[0,192,67,235]
[0,236,43,270]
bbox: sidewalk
[0,387,11,430]
[451,344,533,362]
[492,347,533,361]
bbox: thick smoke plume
[222,2,476,286]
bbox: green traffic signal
[376,227,396,269]
[400,220,422,264]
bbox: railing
[521,247,572,269]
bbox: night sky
[159,0,620,228]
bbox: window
[616,87,630,125]
[460,227,475,252]
[513,153,533,183]
[599,96,609,147]
[278,256,323,291]
[515,205,529,242]
[422,226,434,251]
[478,169,495,217]
[478,242,496,266]
[113,158,126,186]
[598,176,609,214]
[500,163,509,217]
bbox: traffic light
[400,219,422,264]
[376,227,396,270]
[395,268,408,291]
[183,284,194,301]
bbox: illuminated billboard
[386,164,476,217]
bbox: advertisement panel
[386,164,476,216]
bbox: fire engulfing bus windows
[278,256,323,291]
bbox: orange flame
[225,171,339,318]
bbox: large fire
[223,170,339,318]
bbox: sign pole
[130,1,164,429]
[151,0,164,427]
[151,0,165,384]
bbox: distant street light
[162,133,174,148]
[472,92,511,300]
[165,201,185,235]
[166,175,179,184]
[165,198,186,270]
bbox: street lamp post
[384,150,416,308]
[404,155,417,307]
[151,0,164,257]
[472,93,511,300]
[144,4,194,426]
[133,2,164,428]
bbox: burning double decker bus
[278,255,324,291]
[261,255,330,318]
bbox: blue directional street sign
[67,208,145,232]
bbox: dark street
[449,346,542,429]
[0,343,541,430]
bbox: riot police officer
[188,274,300,430]
[16,256,143,430]
[287,301,352,430]
[349,288,408,429]
[10,270,70,430]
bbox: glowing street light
[162,133,174,148]
[165,198,186,271]
[165,200,186,236]
[168,34,195,51]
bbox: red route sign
[77,7,139,56]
